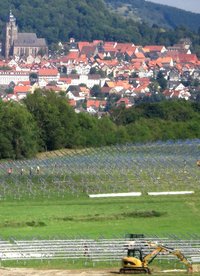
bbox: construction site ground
[1,267,200,276]
[0,268,115,276]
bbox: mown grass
[1,259,193,275]
[0,192,199,239]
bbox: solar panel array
[0,139,199,200]
[0,237,199,264]
[0,140,200,199]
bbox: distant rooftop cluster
[0,16,199,115]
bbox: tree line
[0,89,199,159]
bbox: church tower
[4,10,18,59]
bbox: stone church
[3,11,48,59]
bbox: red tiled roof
[87,99,106,108]
[166,52,198,64]
[59,77,72,84]
[104,42,117,47]
[17,81,31,86]
[178,54,198,63]
[135,77,150,85]
[38,68,59,76]
[115,43,136,53]
[78,42,91,51]
[143,45,165,52]
[134,52,145,59]
[98,59,119,67]
[60,52,79,62]
[104,46,117,53]
[14,85,31,94]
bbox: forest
[0,90,199,159]
[106,0,200,32]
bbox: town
[1,11,200,115]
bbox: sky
[146,0,200,14]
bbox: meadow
[0,139,199,239]
[0,193,199,239]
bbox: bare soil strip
[0,268,116,276]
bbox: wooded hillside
[106,0,200,32]
[0,0,199,52]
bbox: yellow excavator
[119,242,193,274]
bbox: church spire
[4,9,18,59]
[9,9,16,23]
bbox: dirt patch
[0,268,118,276]
[193,264,200,273]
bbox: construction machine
[119,242,193,274]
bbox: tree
[90,85,102,98]
[89,67,105,77]
[24,89,78,150]
[29,72,38,85]
[0,101,39,159]
[105,94,121,111]
[156,71,167,91]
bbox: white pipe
[89,192,142,198]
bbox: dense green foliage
[0,91,200,159]
[24,90,79,150]
[106,0,200,32]
[0,101,39,159]
[0,0,199,55]
[23,90,126,151]
[111,100,200,142]
[0,0,145,44]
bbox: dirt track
[1,267,199,275]
[0,268,117,276]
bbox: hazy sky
[146,0,200,14]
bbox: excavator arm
[169,249,193,273]
[143,246,168,266]
[144,243,193,273]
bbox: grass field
[0,192,199,239]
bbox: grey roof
[14,33,47,47]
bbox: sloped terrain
[106,0,200,31]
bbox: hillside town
[1,11,200,114]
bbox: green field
[0,193,199,239]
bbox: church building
[3,11,48,59]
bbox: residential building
[0,71,29,85]
[38,68,60,85]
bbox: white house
[0,71,30,85]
